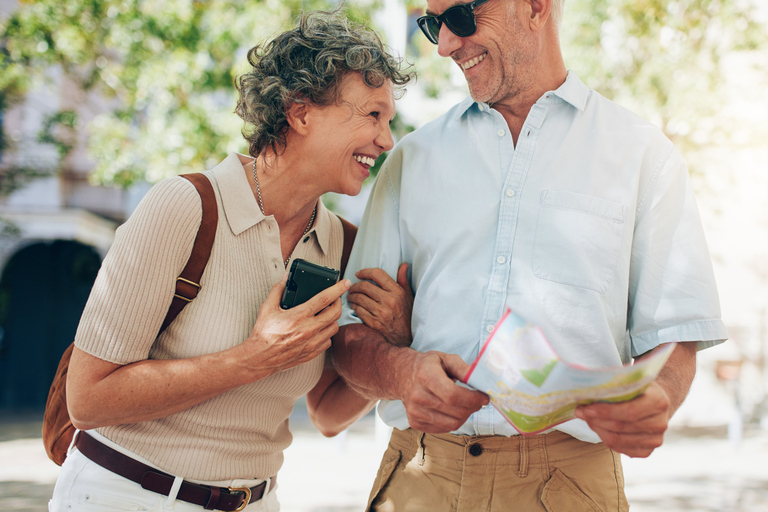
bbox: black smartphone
[280,258,340,309]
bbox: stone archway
[0,240,101,412]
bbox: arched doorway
[0,240,101,412]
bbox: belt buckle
[227,486,252,512]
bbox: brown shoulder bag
[42,173,218,465]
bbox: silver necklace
[252,159,316,267]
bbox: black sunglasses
[416,0,494,44]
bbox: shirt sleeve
[628,145,728,356]
[74,177,203,364]
[340,147,406,326]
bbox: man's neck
[490,67,567,146]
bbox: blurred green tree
[0,0,378,192]
[0,0,765,193]
[559,0,766,156]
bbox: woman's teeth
[354,155,376,166]
[462,53,487,70]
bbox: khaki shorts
[367,428,628,512]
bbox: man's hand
[398,351,489,433]
[347,263,414,347]
[575,342,697,458]
[574,381,670,458]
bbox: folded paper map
[463,308,676,435]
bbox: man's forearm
[642,341,698,418]
[331,323,416,401]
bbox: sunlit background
[1,0,767,510]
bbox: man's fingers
[354,267,399,292]
[421,355,489,410]
[441,353,472,382]
[396,263,412,296]
[347,293,379,317]
[348,281,384,303]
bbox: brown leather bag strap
[337,215,357,278]
[158,173,218,335]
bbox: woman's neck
[248,151,318,232]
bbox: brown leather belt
[75,432,275,511]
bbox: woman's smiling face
[308,72,397,197]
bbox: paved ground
[2,408,768,512]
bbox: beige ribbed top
[75,153,345,480]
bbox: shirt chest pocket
[532,190,625,294]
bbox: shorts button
[469,443,483,456]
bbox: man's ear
[286,101,311,135]
[527,0,552,31]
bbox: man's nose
[437,24,463,57]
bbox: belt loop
[164,476,184,509]
[518,436,529,478]
[263,476,271,496]
[418,431,426,467]
[68,429,81,456]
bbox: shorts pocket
[541,469,603,512]
[533,191,625,293]
[367,450,402,512]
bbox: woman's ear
[286,101,311,135]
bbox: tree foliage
[560,0,767,155]
[0,0,766,190]
[0,0,378,188]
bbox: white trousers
[49,448,280,512]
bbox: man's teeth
[462,53,486,70]
[354,155,376,166]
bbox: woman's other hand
[243,274,351,375]
[347,263,413,347]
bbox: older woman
[49,11,414,512]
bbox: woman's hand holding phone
[239,273,351,380]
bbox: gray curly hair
[235,10,415,158]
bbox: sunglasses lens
[444,5,477,37]
[417,16,441,44]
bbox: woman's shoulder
[133,175,204,219]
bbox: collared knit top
[75,153,346,480]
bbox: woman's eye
[370,111,380,119]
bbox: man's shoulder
[583,89,671,145]
[397,97,473,147]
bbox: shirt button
[303,236,310,243]
[469,443,483,456]
[478,104,484,111]
[497,256,506,265]
[487,324,494,333]
[497,129,505,137]
[506,189,515,197]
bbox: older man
[333,0,727,510]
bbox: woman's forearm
[306,368,375,437]
[66,345,260,430]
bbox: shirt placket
[473,103,549,435]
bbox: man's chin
[467,82,494,105]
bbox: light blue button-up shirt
[340,72,727,442]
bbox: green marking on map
[520,360,557,387]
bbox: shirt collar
[456,70,589,119]
[214,152,332,255]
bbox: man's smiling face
[429,0,539,106]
